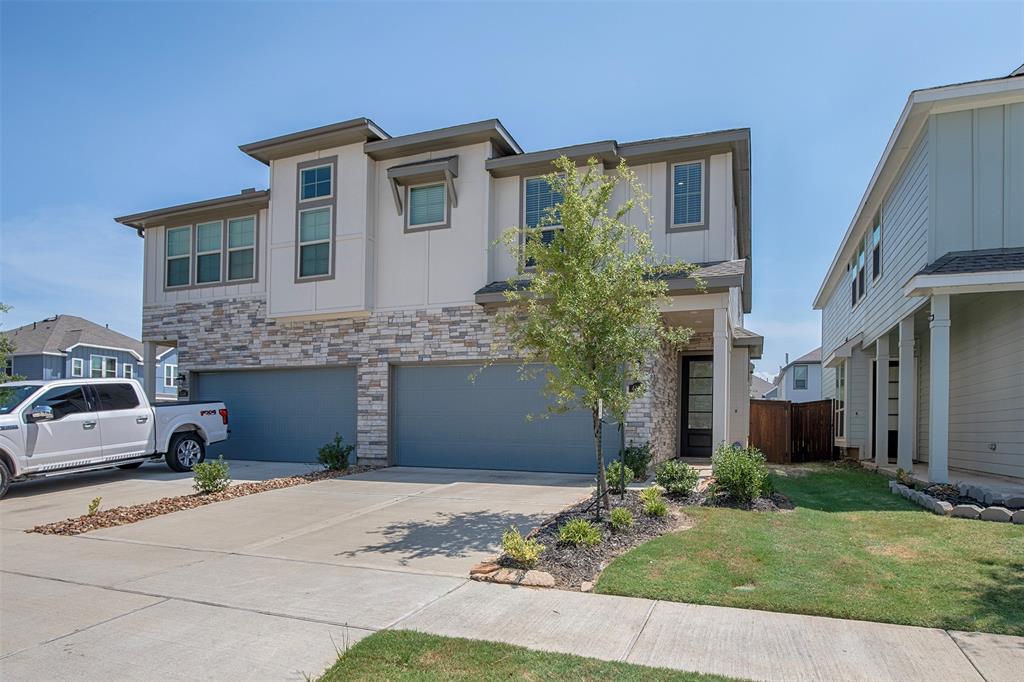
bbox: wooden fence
[750,399,834,464]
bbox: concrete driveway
[0,465,591,679]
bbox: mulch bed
[27,464,379,536]
[923,483,976,506]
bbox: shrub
[318,433,355,471]
[640,486,668,517]
[609,507,634,532]
[501,527,545,568]
[193,456,231,494]
[655,459,700,497]
[622,442,653,479]
[711,444,770,503]
[87,497,102,516]
[896,467,913,486]
[605,461,635,493]
[559,518,601,547]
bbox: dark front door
[681,356,713,457]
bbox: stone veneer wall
[143,295,683,466]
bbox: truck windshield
[0,385,41,414]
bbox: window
[227,216,256,281]
[94,383,140,411]
[90,355,117,378]
[195,220,223,284]
[871,219,882,280]
[300,164,332,201]
[670,160,704,228]
[524,177,563,268]
[164,364,177,388]
[71,358,84,377]
[3,358,12,376]
[857,243,865,299]
[408,183,447,228]
[122,363,134,379]
[850,242,866,308]
[793,364,808,390]
[166,226,192,287]
[32,385,91,420]
[298,208,331,278]
[834,362,846,439]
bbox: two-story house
[2,315,179,400]
[116,119,758,471]
[815,66,1024,483]
[764,348,822,403]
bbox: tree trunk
[593,408,610,510]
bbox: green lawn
[596,466,1024,635]
[318,630,740,681]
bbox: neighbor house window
[300,164,332,201]
[165,226,192,287]
[298,208,331,278]
[407,183,447,228]
[71,358,84,377]
[163,364,177,388]
[3,358,12,376]
[90,355,117,378]
[834,362,846,439]
[670,160,704,228]
[227,216,256,281]
[195,220,223,284]
[523,176,563,268]
[871,218,882,280]
[793,364,809,390]
[122,363,134,379]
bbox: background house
[765,348,822,403]
[2,314,178,400]
[750,374,774,399]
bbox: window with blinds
[408,183,447,227]
[671,161,703,227]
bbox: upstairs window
[300,164,332,200]
[670,160,704,228]
[524,177,563,268]
[871,219,882,280]
[793,364,809,390]
[195,220,223,284]
[408,183,447,229]
[90,355,117,378]
[166,226,192,287]
[298,207,332,278]
[71,358,84,377]
[857,243,866,299]
[227,216,256,281]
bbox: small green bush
[711,443,770,503]
[639,485,662,505]
[318,433,355,471]
[501,527,545,568]
[605,461,634,493]
[87,497,102,516]
[559,518,601,547]
[609,507,634,532]
[639,486,668,517]
[193,456,231,494]
[655,459,700,497]
[622,441,652,478]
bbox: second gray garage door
[194,367,356,463]
[393,363,617,473]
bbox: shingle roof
[917,247,1024,276]
[2,315,143,356]
[750,375,774,398]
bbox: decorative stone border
[889,480,1024,524]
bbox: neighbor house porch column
[897,316,916,472]
[928,294,951,483]
[874,334,890,466]
[142,341,158,402]
[712,307,730,449]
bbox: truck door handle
[83,421,97,430]
[136,416,149,424]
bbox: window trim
[163,213,261,291]
[793,364,809,391]
[194,219,224,285]
[296,206,334,281]
[165,225,193,289]
[71,357,84,377]
[298,163,334,203]
[404,181,450,232]
[667,158,708,232]
[294,156,337,283]
[521,174,565,271]
[833,361,847,442]
[89,354,118,379]
[226,214,259,283]
[163,364,177,389]
[871,217,882,281]
[122,363,134,379]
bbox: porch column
[712,307,730,450]
[142,341,158,402]
[928,294,951,483]
[897,316,916,472]
[874,334,890,466]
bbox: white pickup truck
[0,378,229,498]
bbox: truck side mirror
[27,405,54,423]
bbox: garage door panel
[196,368,356,463]
[393,364,616,474]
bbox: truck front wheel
[166,433,206,472]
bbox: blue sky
[1,1,1021,378]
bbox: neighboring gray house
[116,118,761,470]
[815,66,1024,483]
[750,374,774,399]
[1,315,179,399]
[765,348,822,403]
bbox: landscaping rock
[957,482,971,497]
[932,500,953,515]
[1012,509,1024,525]
[951,504,983,520]
[1003,496,1024,509]
[483,568,556,588]
[469,561,500,576]
[979,506,1012,523]
[580,581,594,593]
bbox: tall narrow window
[227,216,256,281]
[90,355,117,378]
[871,219,882,280]
[670,160,704,228]
[857,244,865,299]
[298,208,331,278]
[793,364,809,390]
[834,362,846,439]
[408,183,447,229]
[849,257,859,306]
[123,363,134,379]
[300,164,332,200]
[164,364,177,388]
[165,226,192,287]
[195,220,223,284]
[523,177,563,268]
[71,358,84,377]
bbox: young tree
[495,156,702,508]
[0,303,20,384]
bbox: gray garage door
[393,363,618,473]
[194,367,356,463]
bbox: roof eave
[239,118,389,165]
[115,190,270,231]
